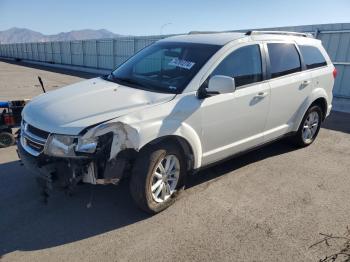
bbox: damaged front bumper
[17,122,136,201]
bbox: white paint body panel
[22,33,335,169]
[22,78,175,135]
[200,82,270,165]
[264,70,313,140]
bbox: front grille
[21,121,49,156]
[27,124,50,139]
[26,139,45,153]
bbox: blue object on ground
[0,101,9,108]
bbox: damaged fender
[81,121,140,160]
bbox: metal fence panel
[37,43,46,61]
[83,40,97,68]
[32,43,39,61]
[52,42,61,63]
[45,42,53,62]
[61,41,71,64]
[17,44,21,58]
[25,43,32,60]
[97,39,113,69]
[71,41,83,66]
[114,37,135,67]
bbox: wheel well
[143,135,195,171]
[311,98,327,121]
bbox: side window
[299,45,327,69]
[267,43,301,78]
[211,45,262,87]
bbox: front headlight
[45,134,77,157]
[76,137,98,154]
[45,134,98,157]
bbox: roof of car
[160,32,247,46]
[160,31,319,46]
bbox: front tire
[130,142,186,214]
[292,105,322,147]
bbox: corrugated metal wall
[0,35,165,70]
[0,23,349,98]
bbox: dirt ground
[1,60,350,262]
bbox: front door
[200,44,270,166]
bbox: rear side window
[211,45,262,87]
[299,45,327,69]
[267,43,301,78]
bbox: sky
[0,0,349,35]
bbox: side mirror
[207,75,236,95]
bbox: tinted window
[299,45,327,69]
[268,43,301,78]
[211,45,262,87]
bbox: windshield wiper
[107,74,147,88]
[104,74,175,94]
[116,77,145,87]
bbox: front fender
[137,120,203,169]
[84,119,203,169]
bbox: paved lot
[1,60,350,262]
[0,59,97,100]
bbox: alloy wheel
[302,111,320,143]
[150,154,180,203]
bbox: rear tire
[130,142,186,214]
[0,131,15,148]
[291,105,322,147]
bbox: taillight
[3,113,15,126]
[333,67,337,79]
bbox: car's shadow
[186,139,297,189]
[0,138,298,256]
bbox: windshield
[108,42,221,94]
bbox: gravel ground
[0,60,350,262]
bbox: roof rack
[188,31,232,35]
[245,30,314,38]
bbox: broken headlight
[45,134,98,157]
[75,137,98,154]
[45,134,77,157]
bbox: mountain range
[0,27,123,44]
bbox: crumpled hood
[23,77,175,135]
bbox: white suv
[18,31,335,213]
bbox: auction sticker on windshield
[168,58,195,70]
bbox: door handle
[255,92,268,98]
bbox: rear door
[299,44,334,113]
[263,42,313,141]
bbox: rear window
[267,43,301,78]
[299,45,327,69]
